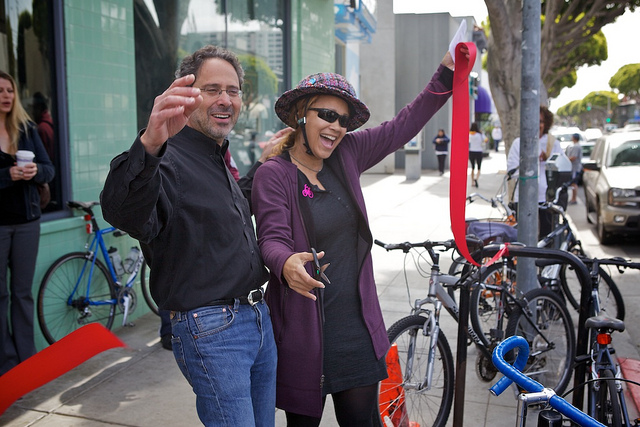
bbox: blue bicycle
[37,201,153,344]
[491,335,607,427]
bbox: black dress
[300,167,387,395]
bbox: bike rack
[451,244,592,427]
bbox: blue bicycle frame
[68,225,120,308]
[491,336,606,427]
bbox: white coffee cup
[16,150,35,167]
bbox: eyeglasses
[199,86,243,98]
[308,108,350,128]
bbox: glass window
[609,140,640,167]
[134,0,287,176]
[0,0,59,212]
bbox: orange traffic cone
[378,343,411,427]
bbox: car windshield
[608,140,640,167]
[554,134,578,143]
[581,144,594,158]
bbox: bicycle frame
[75,208,145,325]
[491,336,606,427]
[72,227,119,308]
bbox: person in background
[100,45,278,426]
[432,128,450,175]
[252,46,467,426]
[565,133,582,205]
[32,92,54,163]
[507,105,562,238]
[0,71,54,375]
[469,122,484,187]
[491,125,502,152]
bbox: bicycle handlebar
[588,256,640,271]
[374,239,457,253]
[490,336,606,427]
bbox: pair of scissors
[311,248,330,284]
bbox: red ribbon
[0,323,126,414]
[450,42,478,265]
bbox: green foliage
[548,71,578,99]
[237,54,278,102]
[555,92,618,128]
[583,91,618,111]
[546,25,608,98]
[609,63,640,96]
[557,99,582,117]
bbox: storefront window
[0,0,59,211]
[135,0,287,175]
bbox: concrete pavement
[1,149,639,426]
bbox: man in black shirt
[101,45,277,426]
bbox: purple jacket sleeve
[341,64,453,174]
[252,159,300,283]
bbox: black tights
[285,383,380,427]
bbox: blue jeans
[170,299,277,427]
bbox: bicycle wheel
[470,262,520,347]
[37,252,117,344]
[378,315,455,427]
[140,260,159,315]
[505,288,575,395]
[595,369,622,426]
[560,264,624,320]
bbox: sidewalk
[1,150,639,426]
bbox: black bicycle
[375,239,576,427]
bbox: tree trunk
[485,0,522,157]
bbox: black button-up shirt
[101,126,268,311]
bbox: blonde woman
[0,71,54,374]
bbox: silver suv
[583,130,640,244]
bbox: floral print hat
[275,72,370,132]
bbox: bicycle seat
[585,315,625,332]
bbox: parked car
[584,127,603,142]
[582,130,640,244]
[575,140,595,185]
[551,127,587,151]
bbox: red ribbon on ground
[450,42,478,265]
[0,323,126,414]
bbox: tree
[609,63,640,99]
[484,0,640,155]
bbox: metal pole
[517,0,541,294]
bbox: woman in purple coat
[252,47,465,426]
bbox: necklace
[290,153,323,173]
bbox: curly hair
[540,106,554,136]
[175,45,244,88]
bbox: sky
[393,0,640,113]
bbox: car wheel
[596,205,613,245]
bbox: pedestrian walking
[433,128,450,175]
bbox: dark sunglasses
[308,108,350,128]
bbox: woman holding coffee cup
[0,70,54,375]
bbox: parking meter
[404,132,423,180]
[404,133,422,152]
[545,152,572,208]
